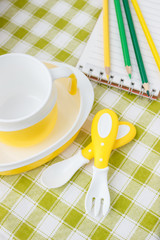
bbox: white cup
[0,53,77,147]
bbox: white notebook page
[77,0,160,96]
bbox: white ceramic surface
[0,54,75,131]
[0,61,94,172]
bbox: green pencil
[114,0,132,79]
[122,0,149,96]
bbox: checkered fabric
[0,0,160,239]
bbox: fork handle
[91,109,118,169]
[81,121,136,160]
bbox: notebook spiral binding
[139,85,144,98]
[78,64,157,100]
[128,82,135,94]
[118,79,124,89]
[108,75,114,86]
[150,89,156,101]
[98,71,104,85]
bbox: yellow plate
[0,62,94,175]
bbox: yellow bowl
[0,104,57,147]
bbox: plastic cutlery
[41,121,136,188]
[85,109,118,216]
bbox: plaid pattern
[0,0,160,239]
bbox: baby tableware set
[0,53,136,216]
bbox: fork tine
[85,194,93,213]
[103,197,110,216]
[94,198,101,216]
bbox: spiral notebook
[77,0,160,100]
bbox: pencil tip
[107,74,110,81]
[147,90,150,96]
[129,74,131,79]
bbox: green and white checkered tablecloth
[0,0,160,239]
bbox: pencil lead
[126,66,132,79]
[105,67,110,81]
[147,90,150,96]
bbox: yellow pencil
[131,0,160,72]
[103,0,110,80]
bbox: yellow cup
[0,53,77,147]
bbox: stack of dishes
[0,54,94,175]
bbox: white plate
[0,62,94,172]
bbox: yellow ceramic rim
[0,131,80,175]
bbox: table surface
[0,0,160,239]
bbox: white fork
[85,166,110,216]
[85,109,119,216]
